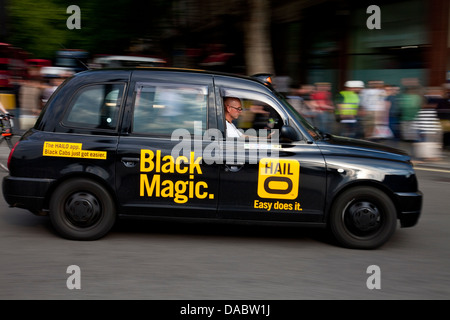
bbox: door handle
[121,157,140,168]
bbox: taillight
[7,141,19,170]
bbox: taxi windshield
[275,91,323,140]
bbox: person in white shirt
[359,80,387,139]
[224,97,244,137]
[0,100,8,115]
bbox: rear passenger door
[41,80,127,188]
[115,72,220,218]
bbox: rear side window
[132,83,208,135]
[63,83,125,130]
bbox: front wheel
[50,178,116,240]
[329,187,397,249]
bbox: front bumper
[395,191,423,228]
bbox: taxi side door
[115,71,220,218]
[215,81,327,223]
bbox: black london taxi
[2,68,422,249]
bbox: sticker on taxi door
[42,141,107,159]
[257,158,299,200]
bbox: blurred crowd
[285,78,450,161]
[0,67,74,133]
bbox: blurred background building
[1,0,450,151]
[270,0,448,90]
[160,0,449,91]
[0,0,449,91]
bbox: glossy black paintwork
[3,68,422,228]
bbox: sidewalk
[385,140,450,171]
[411,149,450,171]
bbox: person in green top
[397,86,423,141]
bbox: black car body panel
[315,136,421,227]
[2,68,423,248]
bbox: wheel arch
[324,180,401,224]
[43,171,117,212]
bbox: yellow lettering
[138,150,215,203]
[195,181,208,199]
[190,151,202,174]
[140,174,160,197]
[174,181,188,203]
[175,156,189,174]
[160,180,174,197]
[156,150,161,173]
[189,179,194,198]
[161,155,175,173]
[140,150,154,172]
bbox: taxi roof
[77,66,272,87]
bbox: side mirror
[280,125,301,142]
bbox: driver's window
[226,96,282,137]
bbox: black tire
[49,178,116,240]
[329,186,397,249]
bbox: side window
[132,83,207,135]
[223,93,283,137]
[240,98,282,131]
[63,83,125,130]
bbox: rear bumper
[2,176,55,211]
[395,191,423,228]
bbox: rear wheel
[50,178,116,240]
[329,187,397,249]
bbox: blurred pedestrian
[296,84,317,127]
[11,79,22,132]
[398,83,422,142]
[310,82,335,133]
[0,100,8,114]
[436,83,450,150]
[286,87,304,115]
[39,71,70,114]
[335,81,364,138]
[0,100,12,136]
[396,80,423,159]
[359,80,386,140]
[411,88,443,161]
[386,84,401,144]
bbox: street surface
[0,168,449,300]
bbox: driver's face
[226,100,243,120]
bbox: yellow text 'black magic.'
[139,149,214,204]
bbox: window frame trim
[130,81,210,137]
[60,81,127,132]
